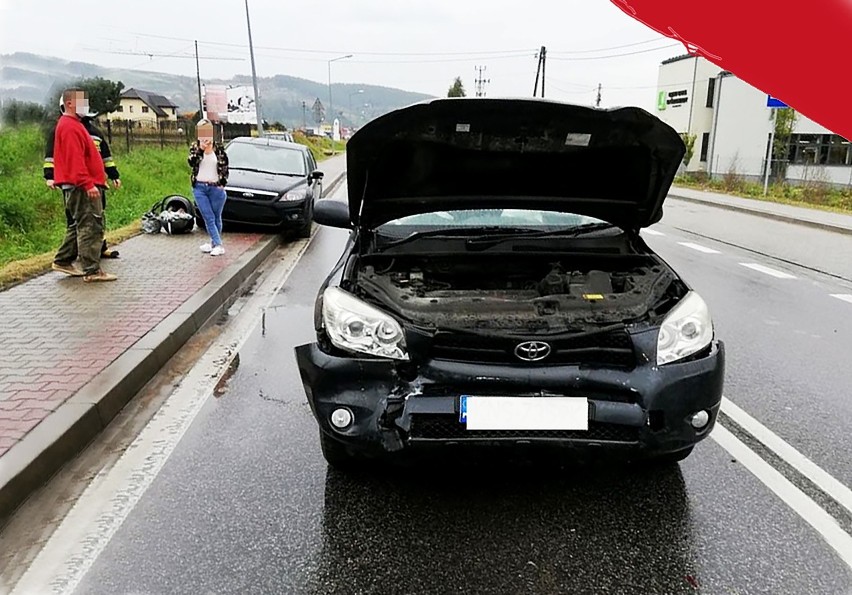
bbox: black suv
[199,136,324,237]
[295,98,725,468]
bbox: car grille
[430,328,635,368]
[408,414,640,443]
[224,187,279,202]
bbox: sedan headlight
[322,287,408,360]
[656,291,714,365]
[280,188,307,201]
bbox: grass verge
[674,173,852,215]
[0,125,191,287]
[0,124,345,289]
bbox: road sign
[767,95,788,108]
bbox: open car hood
[346,98,685,230]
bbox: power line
[549,43,681,61]
[86,48,244,61]
[548,37,674,55]
[99,29,681,61]
[97,31,537,57]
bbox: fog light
[690,410,710,429]
[330,408,353,429]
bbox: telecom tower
[474,66,491,97]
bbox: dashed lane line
[642,229,666,236]
[831,294,852,305]
[739,262,797,279]
[677,241,721,254]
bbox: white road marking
[712,424,852,570]
[643,229,666,236]
[739,262,797,279]
[830,294,852,305]
[10,183,347,595]
[721,397,852,518]
[677,241,721,254]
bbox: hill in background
[0,52,434,128]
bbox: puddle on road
[213,353,240,398]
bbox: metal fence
[101,119,261,152]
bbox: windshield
[226,142,306,175]
[377,209,609,235]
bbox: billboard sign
[203,84,228,122]
[226,85,258,125]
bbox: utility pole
[596,83,602,108]
[474,65,490,97]
[194,40,203,116]
[302,101,307,130]
[533,46,547,97]
[244,0,264,136]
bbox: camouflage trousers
[54,187,105,275]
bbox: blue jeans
[193,183,226,246]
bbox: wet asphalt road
[69,195,852,594]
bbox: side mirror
[310,170,324,181]
[313,199,350,228]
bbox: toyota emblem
[242,192,255,198]
[514,341,551,362]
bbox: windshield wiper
[464,222,615,250]
[230,167,303,176]
[378,226,540,251]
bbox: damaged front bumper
[294,339,725,460]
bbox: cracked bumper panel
[294,339,724,456]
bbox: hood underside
[346,98,685,230]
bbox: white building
[708,73,852,186]
[655,54,723,172]
[656,55,852,186]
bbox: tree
[680,133,697,168]
[447,77,466,98]
[45,76,125,117]
[0,100,47,126]
[771,107,796,182]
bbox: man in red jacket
[52,89,116,282]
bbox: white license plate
[459,396,589,431]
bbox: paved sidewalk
[0,154,346,522]
[669,186,852,236]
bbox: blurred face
[197,125,214,148]
[64,91,89,117]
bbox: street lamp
[327,55,352,126]
[327,54,351,155]
[244,0,264,136]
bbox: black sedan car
[197,136,324,237]
[295,98,725,468]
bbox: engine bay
[354,254,682,333]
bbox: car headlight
[280,188,307,201]
[322,287,409,360]
[656,291,714,365]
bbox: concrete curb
[0,169,346,525]
[668,191,852,237]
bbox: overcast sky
[0,0,688,111]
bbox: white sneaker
[210,245,225,256]
[200,243,212,253]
